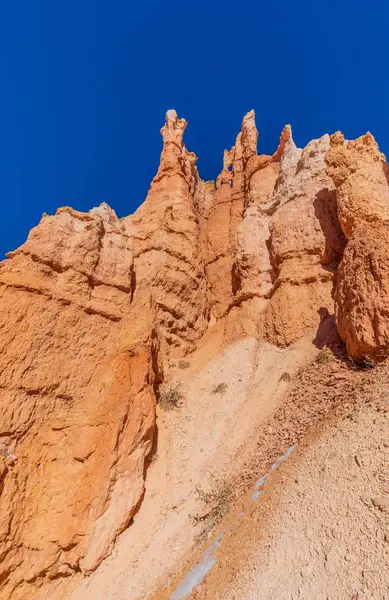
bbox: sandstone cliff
[0,109,389,599]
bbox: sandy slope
[157,361,389,600]
[221,398,389,600]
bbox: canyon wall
[1,109,389,598]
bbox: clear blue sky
[1,0,389,257]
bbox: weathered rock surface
[228,117,346,347]
[334,221,389,361]
[326,132,389,361]
[126,109,209,357]
[0,205,156,598]
[1,108,389,598]
[0,110,210,599]
[263,133,346,346]
[326,131,389,237]
[204,132,243,318]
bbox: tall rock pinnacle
[153,109,198,193]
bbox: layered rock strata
[1,108,389,598]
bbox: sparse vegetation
[191,481,234,540]
[212,382,228,395]
[178,360,191,369]
[316,348,333,365]
[279,371,291,382]
[158,386,182,410]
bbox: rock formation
[264,131,346,346]
[333,221,389,362]
[0,205,156,597]
[326,132,389,361]
[0,108,389,598]
[126,109,209,358]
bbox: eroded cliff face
[326,132,389,361]
[0,205,156,596]
[0,109,389,598]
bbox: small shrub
[212,382,228,395]
[159,386,182,410]
[192,482,234,540]
[178,360,190,370]
[316,348,333,365]
[279,372,291,382]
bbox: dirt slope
[221,398,389,600]
[152,355,389,600]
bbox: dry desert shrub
[316,348,333,365]
[159,386,182,410]
[192,481,234,540]
[212,382,228,395]
[279,372,291,382]
[178,360,191,369]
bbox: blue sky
[1,0,389,257]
